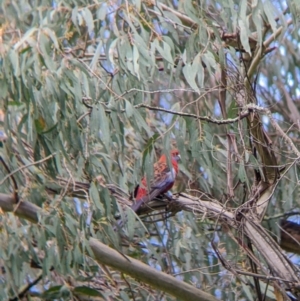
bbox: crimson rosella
[130,149,180,213]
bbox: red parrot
[130,149,180,213]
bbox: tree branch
[0,192,218,301]
[246,103,300,158]
[89,238,218,301]
[81,96,251,124]
[0,193,40,223]
[135,104,250,124]
[10,271,43,301]
[1,190,299,295]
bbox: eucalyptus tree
[0,1,300,300]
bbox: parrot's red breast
[131,149,180,213]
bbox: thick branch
[89,238,218,301]
[0,193,39,223]
[1,191,300,290]
[244,218,299,283]
[0,192,218,301]
[175,194,300,285]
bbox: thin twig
[247,104,300,158]
[135,104,250,124]
[0,153,56,186]
[10,271,43,301]
[0,156,19,203]
[81,96,251,124]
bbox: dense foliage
[0,0,300,300]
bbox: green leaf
[97,3,107,21]
[43,28,59,49]
[227,100,238,119]
[0,79,8,98]
[61,285,72,298]
[126,208,137,240]
[162,11,183,28]
[133,44,140,79]
[73,286,103,297]
[182,52,203,91]
[13,27,37,51]
[90,40,103,71]
[175,239,181,257]
[98,104,110,150]
[42,285,64,298]
[153,38,174,65]
[82,8,94,35]
[132,108,151,135]
[132,0,141,11]
[34,116,46,134]
[125,99,134,117]
[71,6,79,31]
[108,39,119,67]
[238,19,251,55]
[241,282,255,301]
[9,50,20,77]
[287,0,300,26]
[252,2,263,46]
[202,52,216,74]
[238,162,247,183]
[100,187,112,216]
[38,31,57,71]
[56,217,65,257]
[162,36,175,56]
[263,0,278,33]
[120,290,131,301]
[133,34,154,67]
[65,213,78,237]
[90,182,104,212]
[206,168,213,187]
[238,0,251,54]
[142,149,154,190]
[143,133,159,153]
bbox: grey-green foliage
[0,0,299,300]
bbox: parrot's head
[170,149,181,162]
[158,149,181,163]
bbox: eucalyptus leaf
[82,8,94,35]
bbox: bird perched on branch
[130,149,181,213]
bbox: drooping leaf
[73,286,103,297]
